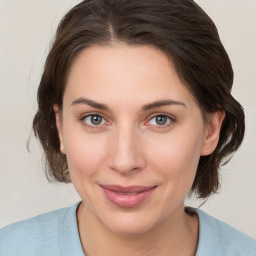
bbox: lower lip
[101,186,157,208]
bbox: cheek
[63,131,108,179]
[147,129,204,186]
[63,132,110,205]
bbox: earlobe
[200,110,225,156]
[53,104,66,154]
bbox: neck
[77,202,199,256]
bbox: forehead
[64,44,196,109]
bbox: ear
[53,104,66,154]
[200,110,225,156]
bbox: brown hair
[33,0,245,198]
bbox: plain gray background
[0,0,255,238]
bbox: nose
[107,125,146,175]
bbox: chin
[99,211,161,235]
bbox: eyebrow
[141,99,186,111]
[71,97,186,111]
[72,97,109,110]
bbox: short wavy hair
[33,0,245,199]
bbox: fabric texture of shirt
[0,202,255,256]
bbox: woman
[0,0,255,255]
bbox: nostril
[108,160,139,174]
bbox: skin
[54,44,225,256]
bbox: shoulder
[194,208,256,256]
[0,202,81,256]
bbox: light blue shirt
[0,202,255,255]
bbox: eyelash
[145,113,176,129]
[79,112,176,130]
[79,112,109,130]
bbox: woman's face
[55,44,222,234]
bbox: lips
[100,184,157,208]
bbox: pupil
[156,116,167,125]
[91,115,102,125]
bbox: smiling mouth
[100,184,157,208]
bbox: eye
[148,115,173,127]
[82,114,108,127]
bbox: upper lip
[100,184,157,193]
